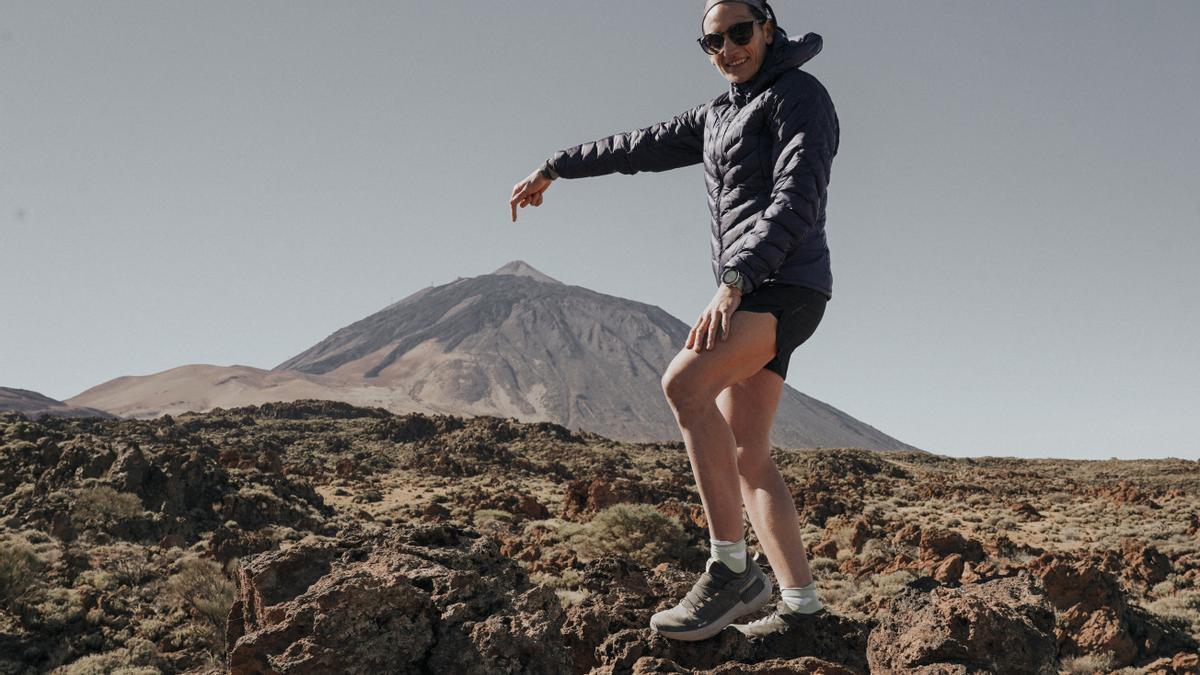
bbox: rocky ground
[0,401,1197,674]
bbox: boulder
[866,573,1058,674]
[226,524,572,674]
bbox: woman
[509,0,838,641]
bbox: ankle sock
[709,537,747,574]
[780,580,822,614]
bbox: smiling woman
[507,0,839,643]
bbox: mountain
[66,260,918,451]
[0,387,115,419]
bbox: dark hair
[749,2,785,36]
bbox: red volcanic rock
[1028,552,1136,663]
[822,515,874,555]
[891,522,922,547]
[561,476,689,520]
[1142,651,1200,675]
[334,457,356,478]
[812,539,839,559]
[961,559,1022,585]
[562,558,873,674]
[792,488,859,528]
[932,553,965,584]
[630,656,858,674]
[866,573,1058,674]
[918,527,985,563]
[464,489,550,521]
[876,553,917,576]
[1010,501,1043,520]
[226,524,572,674]
[847,517,872,553]
[1093,479,1162,509]
[420,501,451,522]
[655,501,707,532]
[1122,538,1173,587]
[1027,552,1198,669]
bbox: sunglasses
[697,19,767,55]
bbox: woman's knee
[736,444,776,484]
[661,366,714,412]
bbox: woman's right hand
[509,168,553,222]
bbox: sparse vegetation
[0,536,42,610]
[69,486,144,535]
[1,406,1197,672]
[165,555,236,655]
[569,504,689,567]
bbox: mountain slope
[0,387,115,419]
[67,260,919,451]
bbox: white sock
[780,581,822,614]
[709,537,747,574]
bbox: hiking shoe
[731,599,828,638]
[649,557,773,641]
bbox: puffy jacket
[547,30,839,299]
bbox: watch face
[722,268,738,283]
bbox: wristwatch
[539,159,559,181]
[721,266,749,294]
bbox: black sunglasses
[697,19,766,55]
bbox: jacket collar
[729,30,822,109]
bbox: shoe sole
[652,572,774,642]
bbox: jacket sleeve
[547,101,707,179]
[725,73,838,293]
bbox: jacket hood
[730,30,822,108]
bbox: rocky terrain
[0,402,1197,674]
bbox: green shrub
[569,504,687,567]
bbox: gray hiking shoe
[649,557,773,641]
[731,599,828,638]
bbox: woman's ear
[765,20,775,44]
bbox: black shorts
[734,283,828,380]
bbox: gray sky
[2,1,1197,460]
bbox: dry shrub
[51,637,159,674]
[570,504,688,567]
[1145,590,1200,636]
[473,509,514,537]
[165,556,236,654]
[91,543,154,586]
[0,537,42,610]
[70,486,143,532]
[1061,651,1118,674]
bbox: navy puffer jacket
[547,30,839,299]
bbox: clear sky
[2,1,1197,460]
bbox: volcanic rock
[866,573,1059,674]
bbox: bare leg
[716,367,814,588]
[661,310,780,542]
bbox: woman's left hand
[686,286,742,352]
